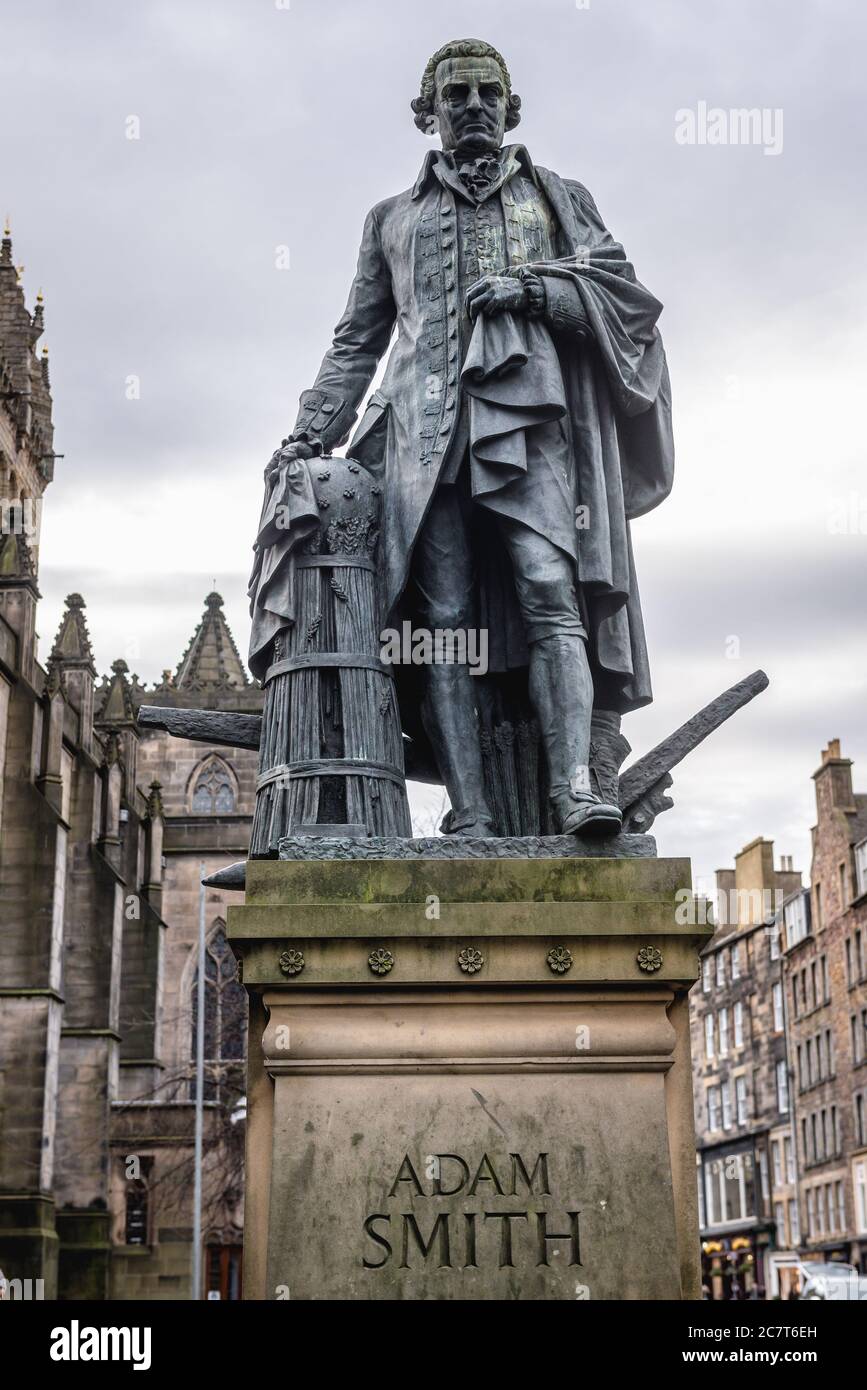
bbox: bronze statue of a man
[262,38,674,838]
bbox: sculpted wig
[411,38,522,134]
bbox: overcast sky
[3,0,866,892]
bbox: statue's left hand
[466,274,529,320]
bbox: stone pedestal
[228,853,710,1300]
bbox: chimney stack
[813,740,855,819]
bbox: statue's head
[411,39,521,155]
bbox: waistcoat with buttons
[457,173,558,308]
[440,172,559,482]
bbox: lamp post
[192,863,206,1300]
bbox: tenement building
[690,838,803,1298]
[0,228,260,1299]
[692,746,867,1299]
[782,741,867,1273]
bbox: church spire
[48,593,97,752]
[49,592,95,668]
[31,290,45,346]
[0,219,57,562]
[0,531,36,580]
[174,592,249,692]
[96,658,138,725]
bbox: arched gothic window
[125,1180,149,1246]
[190,922,247,1102]
[191,758,236,814]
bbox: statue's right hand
[264,438,314,484]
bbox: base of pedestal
[228,855,710,1300]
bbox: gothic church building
[0,227,259,1299]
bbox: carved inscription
[362,1152,582,1271]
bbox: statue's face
[433,56,508,156]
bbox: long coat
[286,146,674,716]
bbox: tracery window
[191,758,235,813]
[190,922,247,1102]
